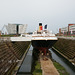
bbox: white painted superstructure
[10,30,57,41]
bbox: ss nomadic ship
[31,23,58,55]
[11,23,58,55]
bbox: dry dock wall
[0,41,30,75]
[53,38,75,66]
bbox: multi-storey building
[68,24,75,35]
[60,27,68,35]
[6,23,27,35]
[59,24,75,36]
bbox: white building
[68,24,75,31]
[61,27,68,33]
[59,24,75,35]
[68,24,75,35]
[6,23,27,34]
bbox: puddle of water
[49,49,75,75]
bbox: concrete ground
[40,55,59,75]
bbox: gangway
[0,34,32,42]
[11,37,32,41]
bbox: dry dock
[40,55,59,75]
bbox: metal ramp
[10,37,32,41]
[0,37,32,42]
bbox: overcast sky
[0,0,75,33]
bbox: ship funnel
[39,23,43,31]
[44,25,47,30]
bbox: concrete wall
[53,38,75,62]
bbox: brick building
[59,24,75,36]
